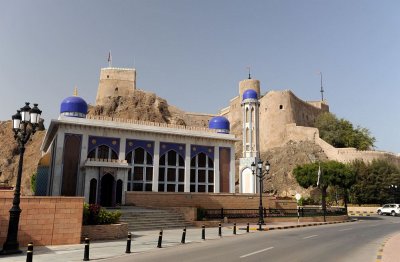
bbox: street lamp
[252,159,270,231]
[0,102,42,255]
[389,185,398,203]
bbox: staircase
[117,207,194,231]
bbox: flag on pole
[317,163,321,187]
[107,51,112,67]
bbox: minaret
[238,76,261,194]
[241,89,260,158]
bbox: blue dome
[60,96,88,118]
[209,116,230,134]
[242,89,258,101]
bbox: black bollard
[218,223,222,237]
[202,225,205,240]
[181,227,186,244]
[157,229,163,248]
[233,223,237,235]
[246,223,250,233]
[125,232,132,254]
[83,237,90,261]
[26,242,33,262]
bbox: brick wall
[0,190,84,246]
[125,192,296,209]
[82,223,128,241]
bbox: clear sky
[1,1,399,153]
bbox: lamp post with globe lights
[389,185,399,203]
[251,159,270,231]
[0,103,42,255]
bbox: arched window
[190,152,214,192]
[87,145,118,160]
[126,148,153,191]
[158,150,185,192]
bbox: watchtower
[95,67,136,105]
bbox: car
[377,204,400,216]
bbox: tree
[315,112,375,150]
[293,160,353,213]
[349,159,400,205]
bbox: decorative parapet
[86,115,218,133]
[101,67,135,71]
[85,158,130,168]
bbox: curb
[245,219,357,231]
[376,237,390,262]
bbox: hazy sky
[1,1,399,153]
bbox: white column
[242,104,246,157]
[213,146,220,193]
[118,136,128,203]
[152,140,160,192]
[77,134,88,196]
[184,143,191,192]
[255,104,260,158]
[119,136,126,161]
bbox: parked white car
[377,204,400,216]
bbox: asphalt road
[106,216,400,262]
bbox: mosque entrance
[100,173,115,207]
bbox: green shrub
[82,203,121,225]
[30,172,37,194]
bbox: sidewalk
[2,221,352,262]
[380,232,400,262]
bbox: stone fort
[95,67,400,166]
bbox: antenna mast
[320,72,324,101]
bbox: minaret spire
[247,66,251,79]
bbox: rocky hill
[0,121,45,195]
[0,89,325,197]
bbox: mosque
[39,62,343,206]
[39,67,259,206]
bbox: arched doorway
[116,179,123,205]
[241,168,255,193]
[100,173,114,207]
[89,178,97,204]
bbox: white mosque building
[38,66,266,206]
[39,93,238,206]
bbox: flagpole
[108,50,112,68]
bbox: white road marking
[240,247,274,258]
[338,228,353,231]
[302,235,318,239]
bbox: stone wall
[259,90,328,149]
[0,191,84,246]
[284,124,400,165]
[125,192,296,209]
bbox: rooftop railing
[86,115,218,133]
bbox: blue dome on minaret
[60,89,88,118]
[209,116,230,134]
[242,89,258,101]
